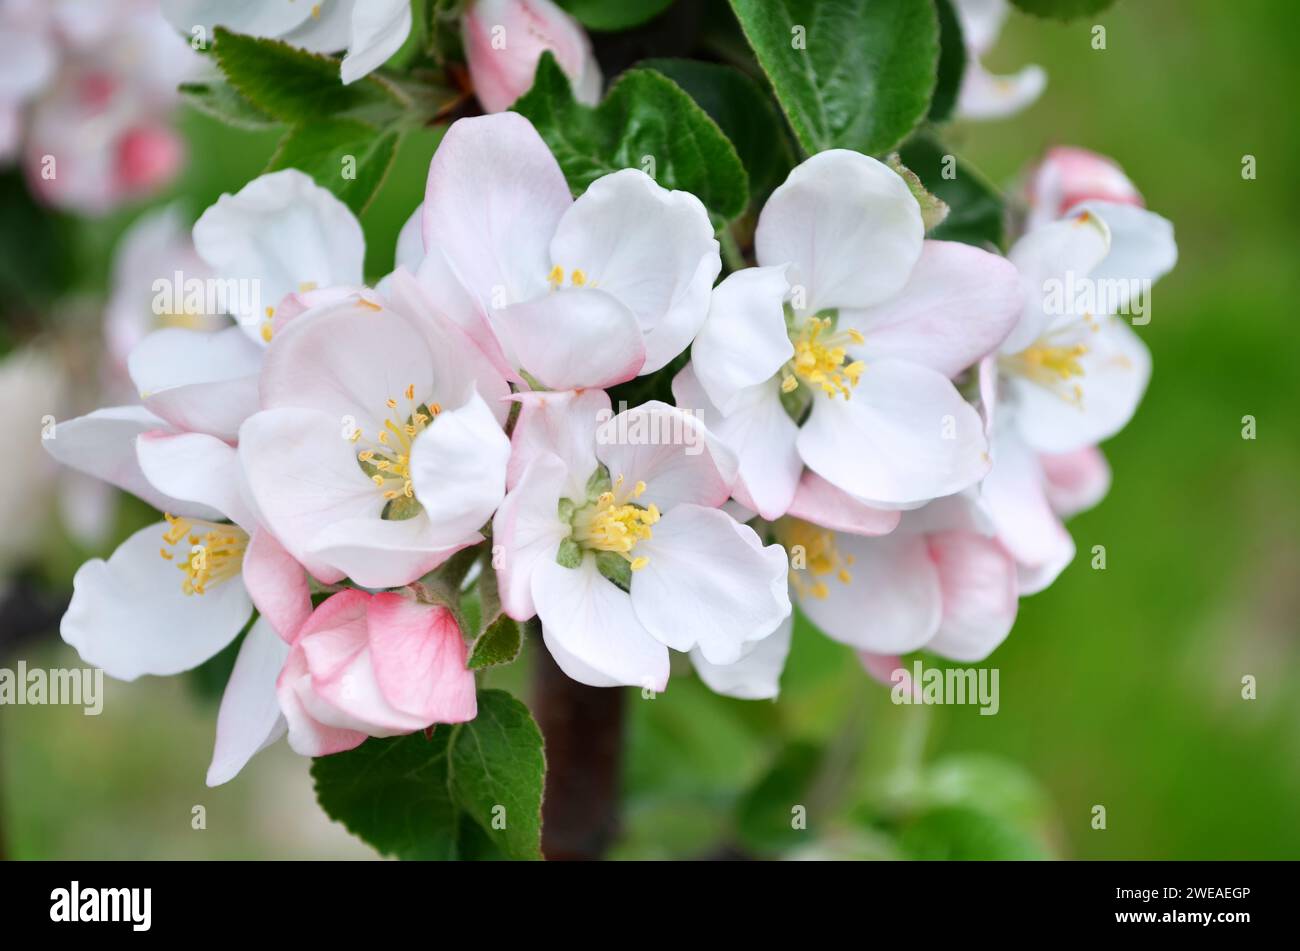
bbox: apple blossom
[417,112,720,387]
[276,588,477,757]
[238,271,511,589]
[680,149,1021,519]
[1024,146,1144,233]
[953,0,1046,121]
[461,0,601,113]
[494,389,790,691]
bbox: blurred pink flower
[462,0,601,112]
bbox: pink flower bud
[115,123,185,196]
[462,0,601,113]
[1025,146,1144,231]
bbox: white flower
[682,149,1022,517]
[953,0,1046,121]
[416,112,721,386]
[238,271,511,589]
[494,390,790,690]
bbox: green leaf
[929,0,967,121]
[312,730,462,860]
[179,79,280,130]
[467,614,523,669]
[735,740,824,853]
[558,0,675,30]
[727,0,940,156]
[213,28,404,125]
[267,119,401,214]
[513,52,748,222]
[312,690,545,860]
[1010,0,1116,20]
[897,134,1004,249]
[642,58,797,202]
[448,690,546,860]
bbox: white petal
[392,204,425,273]
[1075,200,1178,310]
[495,288,645,389]
[1003,210,1111,354]
[798,360,990,505]
[756,150,923,313]
[631,505,790,664]
[848,241,1021,378]
[44,406,221,519]
[692,614,792,701]
[423,112,571,306]
[925,531,1018,662]
[493,452,571,621]
[137,430,257,531]
[340,0,412,84]
[507,389,610,501]
[128,326,263,440]
[691,265,792,416]
[955,61,1046,121]
[409,390,510,545]
[61,522,251,680]
[533,555,670,690]
[595,401,733,512]
[306,515,477,590]
[206,617,290,786]
[797,530,942,654]
[549,169,721,373]
[161,0,314,40]
[952,0,1008,54]
[192,168,364,340]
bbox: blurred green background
[4,0,1298,859]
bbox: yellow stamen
[158,519,249,596]
[784,316,866,400]
[780,519,855,601]
[571,475,659,568]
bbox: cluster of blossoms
[45,104,1175,784]
[0,0,194,213]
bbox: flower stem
[528,618,626,860]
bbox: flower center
[570,475,659,571]
[352,383,441,519]
[1002,334,1090,407]
[781,315,866,401]
[779,518,854,601]
[158,514,249,596]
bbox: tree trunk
[529,622,627,861]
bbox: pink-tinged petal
[549,169,721,373]
[408,391,510,546]
[847,241,1021,378]
[756,150,923,313]
[462,0,599,112]
[692,614,793,701]
[1003,210,1111,355]
[270,283,372,338]
[859,651,923,702]
[384,268,512,422]
[673,363,801,520]
[136,430,256,530]
[1025,147,1143,232]
[206,617,289,786]
[368,593,476,723]
[798,360,990,506]
[495,288,645,389]
[595,400,733,512]
[423,112,571,305]
[414,245,513,379]
[786,470,901,537]
[277,642,367,757]
[978,425,1074,595]
[61,522,251,681]
[926,531,1018,662]
[238,407,381,584]
[493,452,571,621]
[340,0,413,84]
[797,529,942,655]
[1040,445,1111,518]
[977,354,998,436]
[631,505,790,664]
[691,265,792,415]
[532,555,670,690]
[44,406,222,519]
[242,528,312,643]
[508,388,609,499]
[1008,315,1151,454]
[128,327,263,440]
